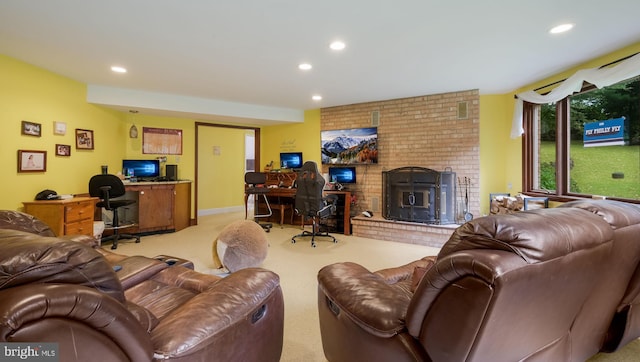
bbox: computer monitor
[329,166,356,184]
[122,159,160,179]
[280,152,303,169]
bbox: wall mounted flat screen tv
[280,152,303,169]
[122,159,160,178]
[321,127,378,164]
[329,166,357,184]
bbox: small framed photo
[55,144,71,157]
[21,121,42,137]
[75,129,94,150]
[54,121,67,135]
[18,150,47,172]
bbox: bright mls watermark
[1,343,58,361]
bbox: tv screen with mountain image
[321,127,378,164]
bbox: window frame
[522,83,639,204]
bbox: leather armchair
[0,211,285,362]
[317,205,640,362]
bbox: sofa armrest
[150,268,284,360]
[374,256,437,284]
[0,284,153,361]
[318,262,413,337]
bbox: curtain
[511,52,640,138]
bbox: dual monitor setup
[122,159,178,181]
[279,152,356,185]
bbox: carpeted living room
[103,209,640,362]
[2,2,640,361]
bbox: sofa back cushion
[0,210,55,236]
[438,207,612,264]
[407,208,615,361]
[0,229,125,303]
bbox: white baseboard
[198,206,244,217]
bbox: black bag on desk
[35,189,58,200]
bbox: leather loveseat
[317,200,640,362]
[0,210,285,362]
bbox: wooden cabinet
[123,181,191,234]
[23,197,96,237]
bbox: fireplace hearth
[382,167,456,225]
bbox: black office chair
[292,161,338,247]
[89,174,140,249]
[244,172,272,232]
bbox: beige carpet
[110,212,640,361]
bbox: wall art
[18,150,47,172]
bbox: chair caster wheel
[135,239,141,243]
[291,239,296,244]
[312,243,317,248]
[111,244,117,250]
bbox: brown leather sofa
[0,210,285,362]
[317,200,640,362]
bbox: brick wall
[321,89,480,220]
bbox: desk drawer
[65,219,94,236]
[65,202,93,223]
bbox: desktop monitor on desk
[329,166,356,184]
[280,152,303,170]
[122,159,160,180]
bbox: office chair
[89,174,140,249]
[292,161,338,247]
[244,172,272,232]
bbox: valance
[511,52,640,138]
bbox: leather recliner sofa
[317,200,640,362]
[0,210,285,362]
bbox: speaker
[166,164,178,181]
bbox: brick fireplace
[321,89,479,246]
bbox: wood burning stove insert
[383,167,456,224]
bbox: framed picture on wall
[75,129,94,150]
[18,150,47,172]
[55,144,71,156]
[21,121,41,137]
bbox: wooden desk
[264,187,351,235]
[122,181,192,234]
[23,197,97,237]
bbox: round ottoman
[212,219,269,272]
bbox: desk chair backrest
[89,174,127,209]
[295,161,325,217]
[245,172,267,188]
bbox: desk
[259,188,351,235]
[23,197,97,237]
[122,181,192,234]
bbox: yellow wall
[123,113,195,183]
[197,126,252,210]
[478,94,522,215]
[261,109,321,171]
[1,54,126,210]
[1,54,198,214]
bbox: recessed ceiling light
[111,66,127,73]
[329,41,346,51]
[549,23,574,34]
[312,95,322,101]
[298,63,312,70]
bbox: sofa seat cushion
[125,278,197,320]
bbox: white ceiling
[2,1,640,125]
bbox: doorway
[194,122,261,222]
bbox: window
[524,76,640,202]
